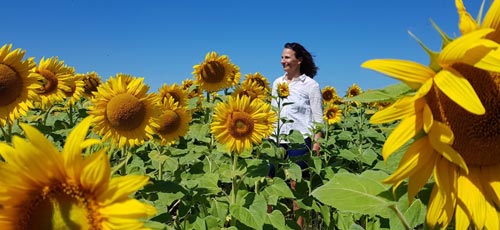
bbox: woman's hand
[313,142,321,156]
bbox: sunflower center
[158,110,181,134]
[324,92,333,101]
[327,109,338,118]
[0,63,23,106]
[22,184,101,230]
[228,111,254,138]
[201,61,226,83]
[426,64,500,166]
[106,93,146,131]
[37,69,58,94]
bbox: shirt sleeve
[309,82,324,124]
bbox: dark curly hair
[284,42,318,78]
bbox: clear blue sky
[2,0,484,95]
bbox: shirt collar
[282,74,308,82]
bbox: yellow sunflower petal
[100,199,157,218]
[383,138,431,184]
[469,48,500,73]
[407,149,436,202]
[458,168,487,229]
[433,69,485,115]
[456,0,479,34]
[422,104,434,133]
[63,117,93,179]
[427,159,457,229]
[98,175,150,205]
[455,201,471,230]
[370,97,424,124]
[439,28,495,65]
[382,114,423,160]
[483,164,500,207]
[361,59,433,89]
[80,150,110,193]
[0,143,18,165]
[428,122,469,173]
[481,0,500,42]
[484,200,499,230]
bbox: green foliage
[0,87,432,230]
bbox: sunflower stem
[230,153,239,226]
[158,160,163,180]
[42,104,54,127]
[68,103,74,127]
[389,204,411,230]
[111,147,131,176]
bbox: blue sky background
[2,0,485,95]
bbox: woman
[270,42,324,229]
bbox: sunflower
[276,82,289,98]
[88,73,161,148]
[33,57,74,109]
[157,83,189,108]
[211,95,277,154]
[323,104,342,125]
[233,80,269,101]
[346,83,362,98]
[155,97,192,145]
[82,71,102,98]
[64,73,86,106]
[361,2,500,228]
[241,72,271,94]
[0,117,157,229]
[192,51,240,92]
[322,85,341,104]
[0,44,40,126]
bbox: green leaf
[339,149,357,161]
[285,130,305,144]
[196,173,222,194]
[320,205,332,227]
[344,83,412,103]
[311,170,395,218]
[209,198,229,221]
[230,204,264,229]
[360,149,378,165]
[389,197,426,230]
[265,210,287,230]
[262,177,295,205]
[284,163,302,181]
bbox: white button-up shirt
[271,74,324,138]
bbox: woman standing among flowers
[269,42,324,229]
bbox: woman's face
[281,48,301,74]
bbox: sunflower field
[1,0,500,229]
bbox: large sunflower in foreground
[211,95,276,154]
[33,57,74,109]
[0,117,156,229]
[0,44,40,126]
[361,1,500,228]
[192,51,240,92]
[88,74,161,148]
[154,97,192,145]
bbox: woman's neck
[285,71,301,81]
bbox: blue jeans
[268,138,312,178]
